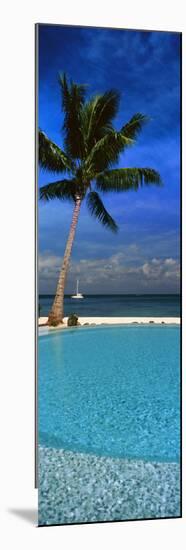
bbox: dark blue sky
[38,24,181,294]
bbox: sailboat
[71,279,84,299]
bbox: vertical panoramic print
[37,24,181,526]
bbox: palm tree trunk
[48,197,82,326]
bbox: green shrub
[50,319,60,327]
[67,314,79,326]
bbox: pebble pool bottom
[38,325,180,525]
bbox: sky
[38,24,181,294]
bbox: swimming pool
[38,325,180,463]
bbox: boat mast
[77,279,79,295]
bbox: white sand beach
[39,316,180,328]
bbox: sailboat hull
[71,280,84,299]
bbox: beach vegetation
[67,314,79,326]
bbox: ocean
[39,294,180,318]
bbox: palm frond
[86,191,118,232]
[83,90,120,152]
[40,178,78,202]
[85,131,134,174]
[39,130,72,173]
[59,73,86,159]
[121,113,149,140]
[96,168,162,192]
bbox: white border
[0,1,185,548]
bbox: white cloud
[39,250,180,294]
[39,254,62,269]
[164,258,176,266]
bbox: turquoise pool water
[39,325,180,462]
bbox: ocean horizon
[39,293,181,318]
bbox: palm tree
[39,74,162,326]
